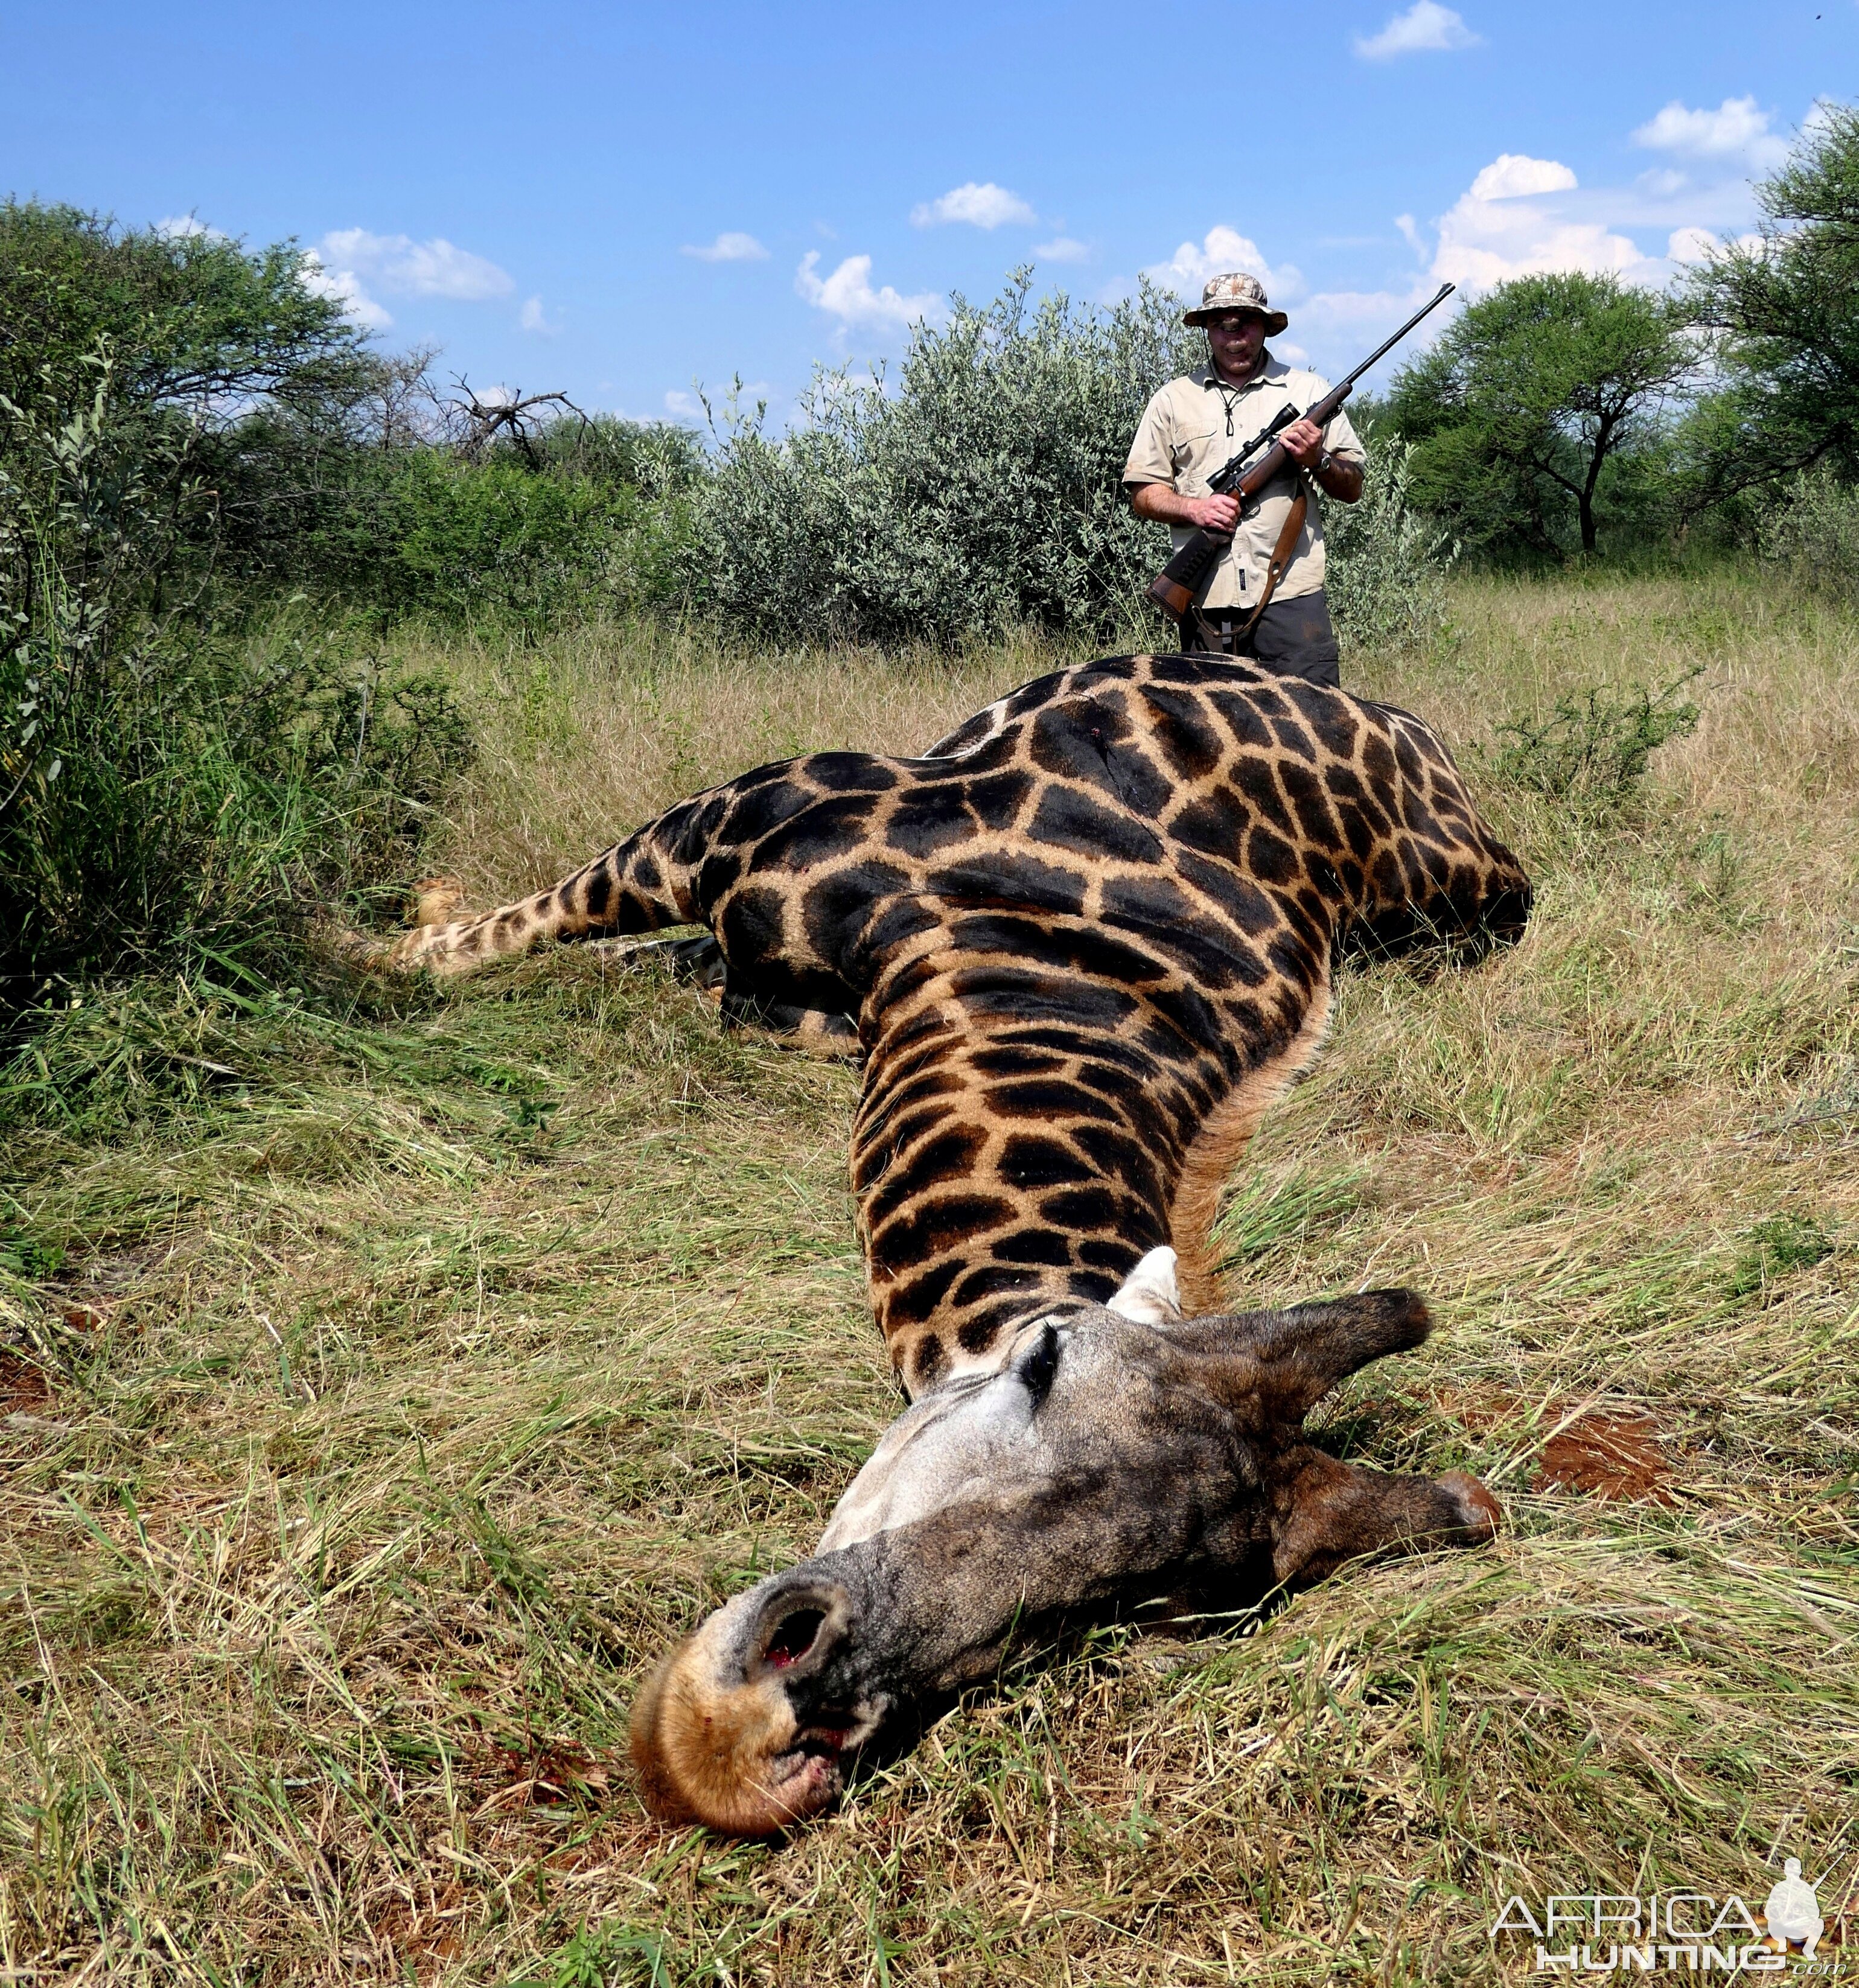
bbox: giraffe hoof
[411,876,467,928]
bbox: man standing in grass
[1124,272,1365,684]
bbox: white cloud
[1353,1,1481,60]
[1432,153,1642,288]
[155,214,227,241]
[1632,95,1790,169]
[1665,226,1720,267]
[519,295,558,335]
[665,389,707,421]
[299,252,392,331]
[1468,155,1577,200]
[1666,225,1763,267]
[1286,116,1783,383]
[317,229,514,301]
[910,182,1036,229]
[681,231,769,262]
[1033,236,1089,263]
[795,252,940,331]
[1143,226,1304,305]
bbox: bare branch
[444,377,584,468]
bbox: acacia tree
[1384,270,1697,555]
[1682,101,1859,508]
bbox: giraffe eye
[1016,1322,1061,1411]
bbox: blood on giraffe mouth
[767,1725,853,1812]
[794,1725,850,1757]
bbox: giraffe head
[630,1258,1500,1835]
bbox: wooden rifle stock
[1146,281,1455,624]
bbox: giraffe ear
[1165,1289,1432,1423]
[1107,1245,1182,1325]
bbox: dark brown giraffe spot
[990,1227,1074,1267]
[1026,783,1162,864]
[885,1260,964,1327]
[998,1135,1095,1189]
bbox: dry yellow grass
[2,569,1855,1985]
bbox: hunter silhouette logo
[1766,1862,1825,1961]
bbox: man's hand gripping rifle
[1146,282,1455,625]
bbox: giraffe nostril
[762,1607,827,1669]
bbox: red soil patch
[471,1736,616,1811]
[1535,1409,1671,1502]
[0,1346,54,1416]
[1433,1389,1674,1504]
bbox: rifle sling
[1237,477,1309,640]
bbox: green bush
[1323,433,1456,653]
[210,399,706,628]
[0,607,473,1012]
[526,412,707,497]
[0,331,472,1018]
[1492,667,1701,815]
[1757,464,1859,602]
[687,275,1198,646]
[315,451,689,625]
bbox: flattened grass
[2,570,1856,1984]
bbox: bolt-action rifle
[1146,281,1456,623]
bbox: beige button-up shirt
[1123,356,1365,611]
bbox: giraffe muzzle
[628,1572,886,1836]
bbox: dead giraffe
[371,651,1532,1833]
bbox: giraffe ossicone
[1106,1243,1184,1324]
[361,652,1532,1834]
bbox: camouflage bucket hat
[1184,271,1289,334]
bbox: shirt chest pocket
[1170,424,1221,491]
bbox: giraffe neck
[850,897,1331,1394]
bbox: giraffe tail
[345,797,712,979]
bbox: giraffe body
[379,652,1532,1834]
[391,652,1529,1392]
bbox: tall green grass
[0,614,473,1026]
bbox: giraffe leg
[718,978,864,1063]
[664,932,729,995]
[657,933,860,1059]
[368,814,703,978]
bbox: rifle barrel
[1339,282,1456,392]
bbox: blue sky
[5,1,1852,425]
